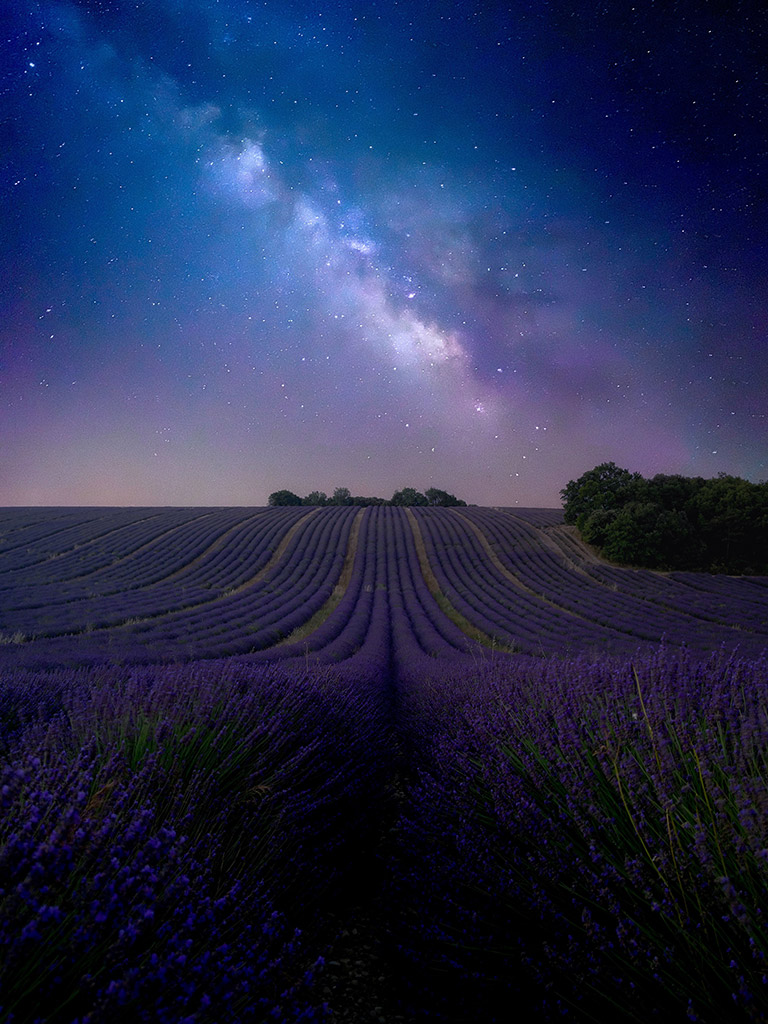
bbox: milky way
[2,1,766,505]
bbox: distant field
[2,504,767,667]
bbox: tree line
[561,463,768,574]
[268,486,467,508]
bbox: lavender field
[2,507,768,1021]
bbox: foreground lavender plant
[0,749,324,1023]
[4,611,767,1021]
[0,660,391,1023]
[395,648,768,1021]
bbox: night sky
[2,1,766,507]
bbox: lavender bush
[393,648,768,1021]
[0,660,391,1023]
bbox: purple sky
[2,1,766,506]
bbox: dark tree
[391,487,428,506]
[562,463,768,573]
[692,474,768,572]
[329,487,353,506]
[267,489,303,506]
[424,487,466,507]
[302,491,328,506]
[269,484,467,509]
[350,495,387,506]
[560,463,642,529]
[598,502,673,567]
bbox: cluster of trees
[268,486,467,508]
[561,463,768,574]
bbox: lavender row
[2,508,358,666]
[545,513,768,644]
[0,509,244,616]
[463,508,768,656]
[162,505,360,659]
[263,506,465,674]
[164,507,295,590]
[323,511,394,678]
[1,507,466,673]
[669,567,768,600]
[465,508,727,642]
[427,507,610,647]
[393,508,484,661]
[248,507,377,667]
[255,507,478,680]
[5,506,768,671]
[413,507,642,656]
[523,511,768,628]
[90,505,305,598]
[543,515,768,629]
[0,508,309,641]
[56,505,307,608]
[58,508,267,592]
[0,510,211,586]
[0,508,293,615]
[0,508,226,598]
[0,508,179,574]
[497,505,565,528]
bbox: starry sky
[2,1,766,507]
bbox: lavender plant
[394,649,768,1021]
[0,660,391,1023]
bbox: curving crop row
[159,507,309,592]
[464,508,768,657]
[319,509,392,679]
[499,506,564,528]
[0,508,152,560]
[0,509,309,638]
[248,507,375,666]
[17,510,213,585]
[394,508,480,658]
[121,505,356,660]
[513,509,768,633]
[387,508,449,665]
[530,510,768,649]
[0,509,238,606]
[2,508,280,596]
[59,508,262,591]
[469,509,715,641]
[87,506,307,596]
[593,559,768,630]
[4,507,358,665]
[667,567,768,604]
[0,508,179,575]
[413,507,641,656]
[245,507,478,677]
